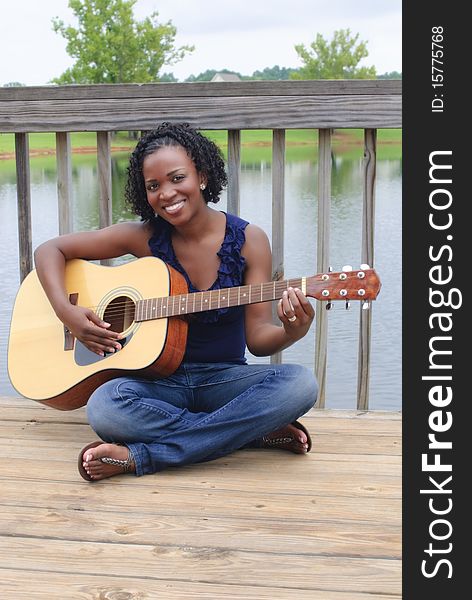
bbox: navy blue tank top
[148,212,249,364]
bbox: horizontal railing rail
[0,80,401,131]
[0,80,402,409]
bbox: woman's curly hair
[125,122,228,221]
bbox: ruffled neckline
[148,212,249,323]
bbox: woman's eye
[147,183,158,191]
[173,175,184,182]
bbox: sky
[0,0,401,86]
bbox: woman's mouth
[164,200,185,214]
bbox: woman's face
[142,144,206,224]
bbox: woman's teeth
[164,200,185,213]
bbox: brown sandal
[261,420,312,454]
[78,440,134,481]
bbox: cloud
[136,0,401,35]
[0,0,401,86]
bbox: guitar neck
[135,277,305,321]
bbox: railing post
[14,133,33,282]
[271,129,286,365]
[314,129,332,408]
[227,129,241,216]
[97,131,112,265]
[357,129,377,410]
[56,132,73,234]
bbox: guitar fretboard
[134,278,304,321]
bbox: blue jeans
[86,362,318,476]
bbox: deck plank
[0,397,401,597]
[0,505,400,557]
[0,568,402,600]
[0,537,401,595]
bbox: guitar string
[76,278,368,318]
[73,296,363,324]
[76,280,307,316]
[60,272,367,316]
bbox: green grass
[0,129,401,169]
[0,129,401,155]
[0,131,137,155]
[206,129,401,161]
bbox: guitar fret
[139,276,308,321]
[134,269,379,322]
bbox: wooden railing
[0,80,402,409]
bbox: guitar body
[8,257,188,410]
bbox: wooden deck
[0,396,401,599]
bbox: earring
[200,183,206,191]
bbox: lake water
[0,143,402,410]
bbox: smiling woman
[30,122,318,482]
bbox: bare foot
[79,442,135,481]
[261,422,312,454]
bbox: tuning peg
[325,301,333,310]
[345,301,351,310]
[362,300,371,310]
[341,265,352,272]
[360,263,370,270]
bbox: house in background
[210,72,241,83]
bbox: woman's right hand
[60,305,123,356]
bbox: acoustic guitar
[8,257,381,410]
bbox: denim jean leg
[193,362,318,460]
[127,363,317,475]
[86,373,210,475]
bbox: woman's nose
[158,184,174,201]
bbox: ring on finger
[288,315,297,322]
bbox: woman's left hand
[277,287,315,341]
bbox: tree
[378,71,402,80]
[250,65,298,80]
[159,72,179,83]
[291,29,376,80]
[185,69,219,83]
[51,0,193,84]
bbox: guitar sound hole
[103,296,136,334]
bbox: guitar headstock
[305,264,381,306]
